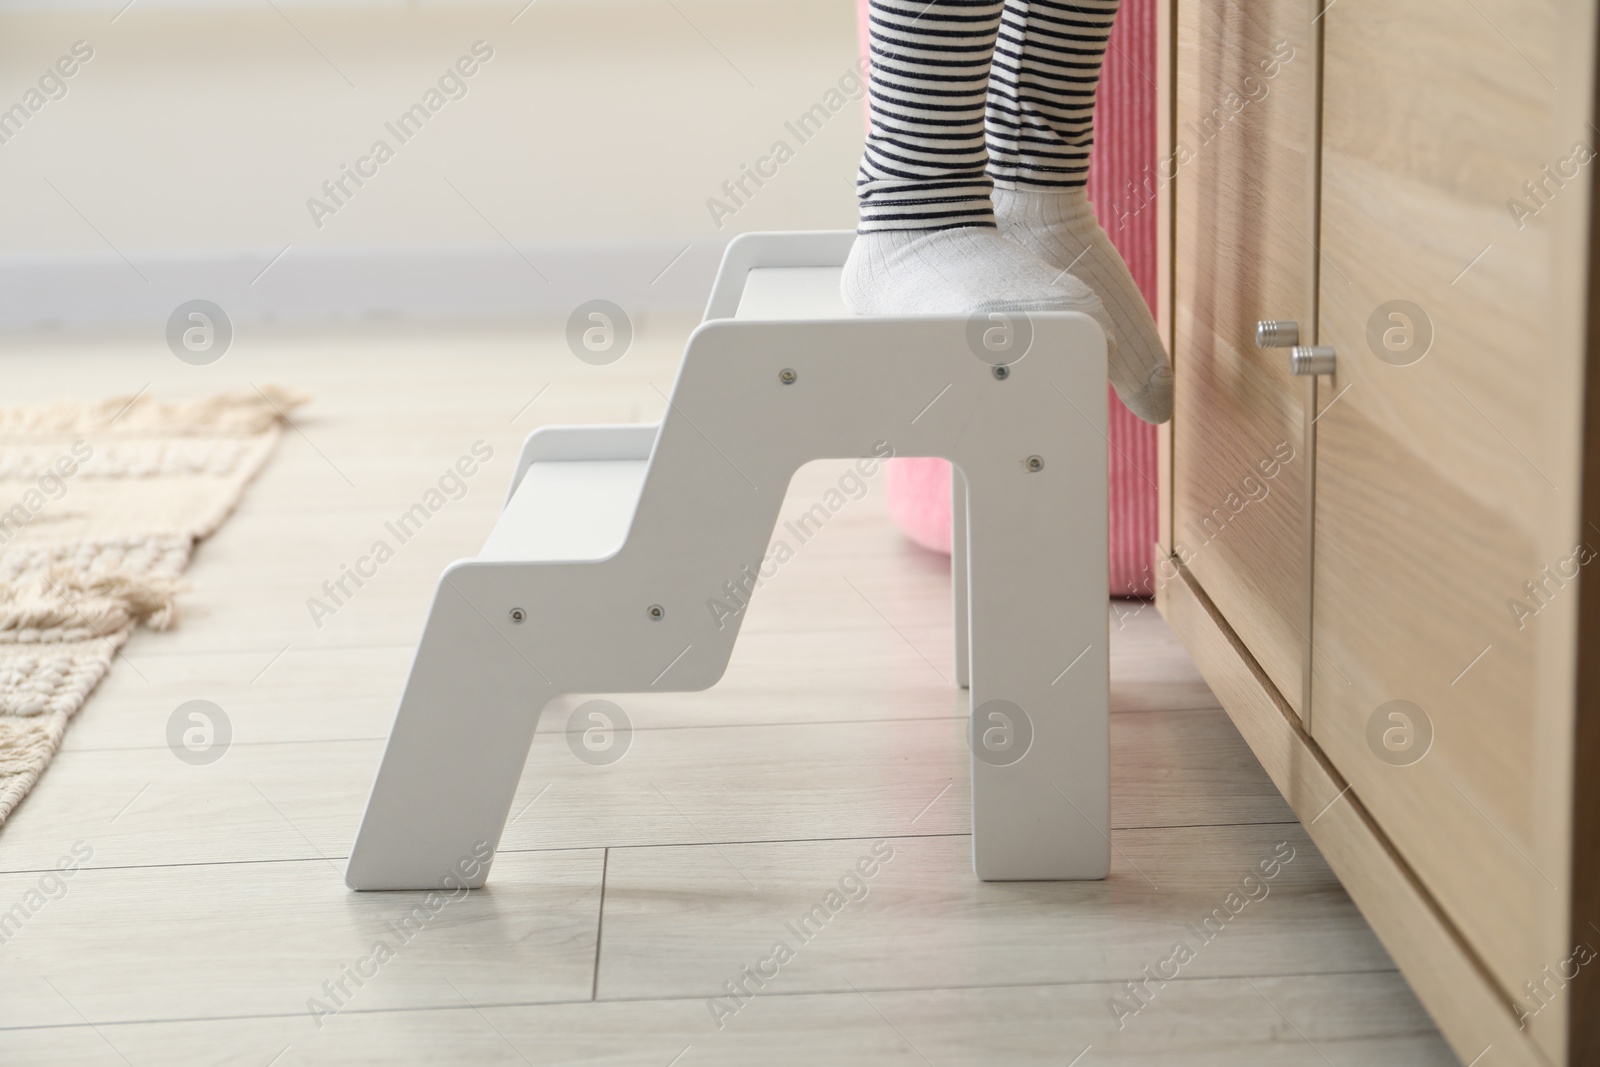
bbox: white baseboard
[0,238,728,331]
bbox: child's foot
[841,226,1116,346]
[993,188,1173,424]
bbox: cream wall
[0,0,864,323]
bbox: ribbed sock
[841,225,1112,336]
[986,0,1172,424]
[994,187,1171,422]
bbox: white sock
[992,188,1172,425]
[841,226,1116,342]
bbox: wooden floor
[0,316,1457,1065]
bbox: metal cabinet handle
[1257,321,1334,374]
[1255,320,1300,348]
[1290,345,1337,376]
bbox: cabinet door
[1171,0,1320,717]
[1313,1,1591,1055]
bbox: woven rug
[0,386,305,824]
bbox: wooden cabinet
[1313,1,1586,1053]
[1158,1,1599,1063]
[1171,0,1318,718]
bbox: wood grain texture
[595,828,1390,1000]
[1155,0,1177,557]
[0,973,1452,1066]
[1314,3,1593,1055]
[1571,13,1600,1057]
[1159,563,1550,1067]
[0,708,1289,874]
[0,849,604,1028]
[1172,0,1318,718]
[58,607,1215,754]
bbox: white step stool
[346,231,1110,890]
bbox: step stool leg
[965,472,1109,881]
[346,577,551,890]
[952,463,970,690]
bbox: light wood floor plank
[1,708,1288,873]
[0,849,603,1029]
[64,606,1212,756]
[594,828,1397,1002]
[0,971,1455,1065]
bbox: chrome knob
[1255,320,1300,348]
[1290,345,1337,376]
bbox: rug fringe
[0,566,185,642]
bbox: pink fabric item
[885,456,954,554]
[863,0,1160,596]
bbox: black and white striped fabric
[988,0,1118,189]
[856,0,1118,233]
[857,0,1004,232]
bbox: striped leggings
[858,0,1119,232]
